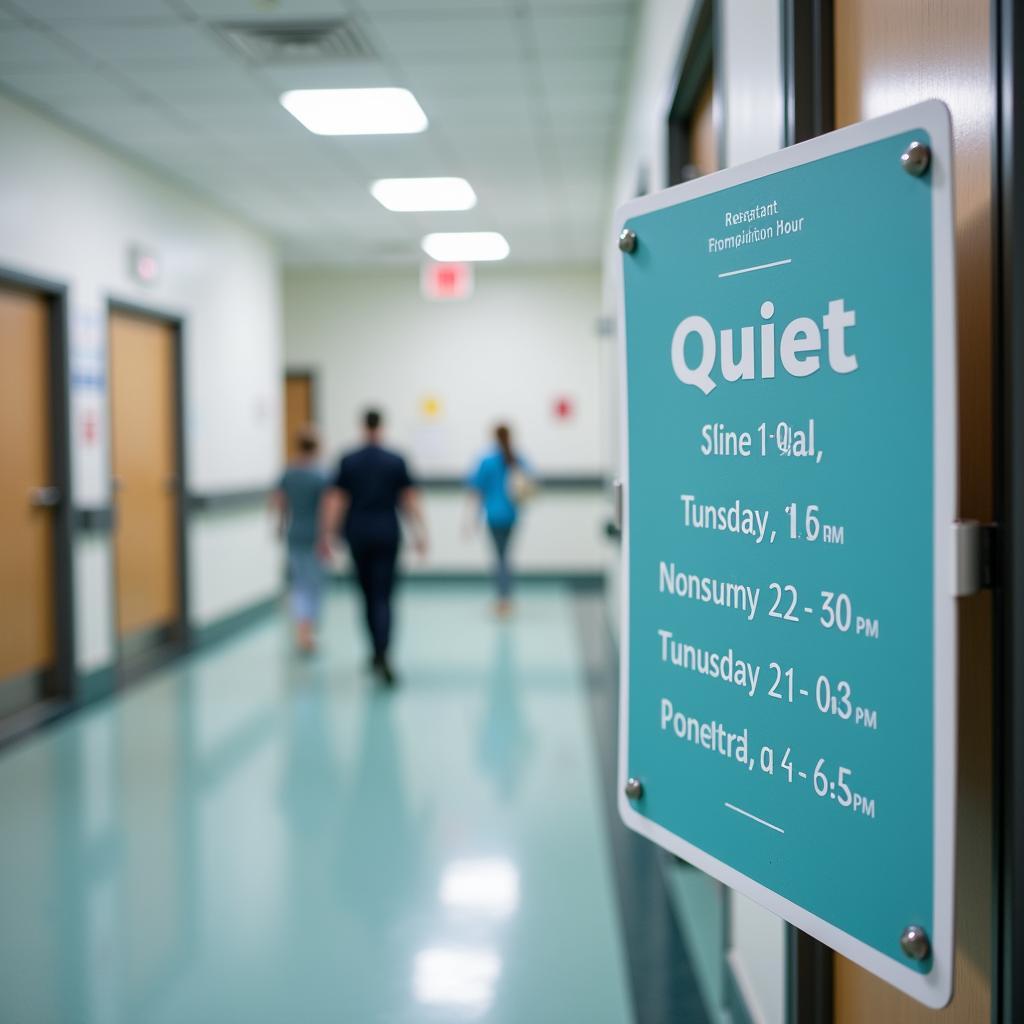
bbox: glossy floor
[0,584,633,1024]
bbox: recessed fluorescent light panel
[280,88,428,135]
[371,177,477,212]
[422,232,509,262]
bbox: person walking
[273,426,327,655]
[467,424,534,617]
[320,409,427,685]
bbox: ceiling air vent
[215,19,376,64]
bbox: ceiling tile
[536,54,623,94]
[54,20,234,68]
[256,60,394,92]
[3,0,173,19]
[0,67,135,105]
[2,0,634,265]
[399,57,527,98]
[545,89,623,118]
[554,135,614,172]
[529,8,633,56]
[0,25,80,70]
[244,151,363,186]
[524,0,634,8]
[182,0,349,18]
[169,95,294,133]
[439,100,535,138]
[55,97,189,139]
[368,12,521,60]
[356,0,507,11]
[117,64,264,103]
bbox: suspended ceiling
[0,0,638,265]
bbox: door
[832,1,993,1020]
[689,75,717,177]
[283,372,313,462]
[0,283,57,712]
[109,308,180,648]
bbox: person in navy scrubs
[320,409,427,684]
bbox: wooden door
[109,309,179,641]
[690,75,717,176]
[283,373,313,462]
[0,284,55,683]
[833,1,993,1020]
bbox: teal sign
[615,102,956,1008]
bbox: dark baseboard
[331,571,605,589]
[417,475,606,491]
[187,488,271,512]
[0,698,72,749]
[1,579,605,752]
[78,664,117,704]
[191,595,281,649]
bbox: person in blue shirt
[467,424,534,616]
[319,409,427,685]
[273,426,327,654]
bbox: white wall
[719,0,786,167]
[283,265,611,575]
[0,91,282,665]
[729,894,786,1024]
[601,2,789,1021]
[609,0,699,212]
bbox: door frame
[781,0,834,146]
[665,0,716,186]
[995,1,1023,1019]
[106,298,191,671]
[779,3,836,1022]
[0,266,76,712]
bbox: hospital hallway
[0,584,676,1024]
[3,0,1019,1018]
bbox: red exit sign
[421,261,473,301]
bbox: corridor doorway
[108,304,186,664]
[0,274,72,719]
[283,370,316,462]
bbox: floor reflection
[477,629,533,802]
[0,585,634,1024]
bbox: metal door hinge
[953,520,998,596]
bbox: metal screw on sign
[618,228,637,253]
[624,777,644,800]
[900,924,931,961]
[900,141,931,177]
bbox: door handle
[29,485,61,508]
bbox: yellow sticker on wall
[420,395,443,420]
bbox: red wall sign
[553,396,575,421]
[421,261,473,301]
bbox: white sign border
[613,100,957,1009]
